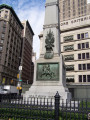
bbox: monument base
[23,84,71,100]
[23,55,71,101]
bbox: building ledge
[66,83,90,88]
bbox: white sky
[16,1,45,59]
[87,0,90,4]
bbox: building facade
[21,20,34,84]
[59,0,90,22]
[59,0,90,98]
[0,4,23,85]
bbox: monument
[24,0,71,100]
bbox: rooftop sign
[60,15,90,31]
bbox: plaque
[37,63,59,81]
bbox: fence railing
[0,92,90,120]
[0,93,55,120]
[60,98,90,120]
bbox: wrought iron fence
[60,99,90,120]
[0,94,55,120]
[0,92,90,120]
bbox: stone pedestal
[24,54,71,100]
[23,0,71,100]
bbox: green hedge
[0,108,54,120]
[59,111,88,120]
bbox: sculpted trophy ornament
[44,29,55,59]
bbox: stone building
[0,4,23,85]
[59,0,90,98]
[59,0,90,22]
[21,20,34,84]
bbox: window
[84,10,86,14]
[78,44,81,49]
[81,2,83,5]
[8,63,10,66]
[3,21,6,27]
[81,11,83,14]
[78,3,80,6]
[2,27,6,33]
[3,21,6,25]
[82,53,85,59]
[84,0,86,4]
[78,12,80,15]
[87,63,90,70]
[0,40,4,43]
[77,32,88,39]
[82,43,85,49]
[73,13,75,16]
[68,14,70,17]
[4,15,7,19]
[83,75,86,82]
[63,13,65,16]
[77,34,80,39]
[5,11,8,13]
[1,34,4,39]
[78,64,90,70]
[81,33,84,39]
[73,5,75,8]
[78,54,81,59]
[4,60,6,65]
[0,46,2,51]
[79,75,90,82]
[79,75,82,82]
[87,75,90,82]
[68,0,70,3]
[83,64,86,70]
[78,8,80,11]
[86,42,89,48]
[86,53,89,59]
[78,0,80,3]
[78,42,89,50]
[78,64,82,70]
[85,32,88,38]
[68,11,70,14]
[68,7,70,10]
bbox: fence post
[54,91,60,120]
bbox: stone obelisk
[24,0,71,100]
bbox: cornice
[45,1,58,7]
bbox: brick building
[21,20,34,84]
[0,4,23,85]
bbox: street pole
[19,60,22,96]
[17,58,22,96]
